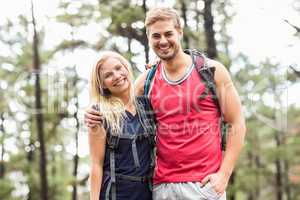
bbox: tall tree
[98,0,149,66]
[70,67,80,200]
[179,0,190,48]
[203,0,217,58]
[0,113,5,178]
[31,1,48,199]
[142,0,150,63]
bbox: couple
[86,7,246,200]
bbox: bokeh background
[0,0,300,199]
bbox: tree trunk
[282,129,291,200]
[127,38,135,68]
[228,171,236,200]
[142,0,149,63]
[26,142,35,200]
[194,0,201,32]
[72,73,80,200]
[31,1,49,200]
[128,38,132,53]
[246,145,262,200]
[26,116,35,200]
[0,113,5,178]
[275,132,283,200]
[254,155,261,198]
[246,151,255,200]
[203,0,218,59]
[180,0,190,49]
[247,194,254,200]
[284,160,292,200]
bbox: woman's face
[99,57,130,97]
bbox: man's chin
[158,54,175,61]
[155,49,178,61]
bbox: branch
[253,112,278,130]
[290,65,300,78]
[115,26,147,45]
[284,19,300,33]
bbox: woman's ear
[99,87,111,97]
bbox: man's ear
[177,28,183,39]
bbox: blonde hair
[90,51,136,136]
[145,7,182,34]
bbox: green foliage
[0,0,299,199]
[0,179,15,200]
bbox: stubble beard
[156,45,180,61]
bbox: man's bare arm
[84,105,103,128]
[202,60,246,194]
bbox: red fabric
[150,62,222,184]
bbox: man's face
[148,20,183,61]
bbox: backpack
[93,97,156,200]
[143,49,227,151]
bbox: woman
[88,51,155,200]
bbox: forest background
[0,0,300,199]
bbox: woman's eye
[105,73,112,78]
[116,66,122,71]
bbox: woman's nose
[113,71,122,80]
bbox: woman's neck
[117,92,130,104]
[115,90,134,108]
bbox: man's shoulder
[134,70,151,96]
[135,70,150,85]
[205,58,230,85]
[206,58,224,70]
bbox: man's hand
[84,105,103,128]
[201,171,230,195]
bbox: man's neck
[162,50,192,74]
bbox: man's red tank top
[150,62,222,184]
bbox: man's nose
[160,36,168,44]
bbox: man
[85,7,246,200]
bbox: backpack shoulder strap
[197,56,219,105]
[144,63,159,96]
[184,49,227,151]
[184,49,219,107]
[105,132,119,200]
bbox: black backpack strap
[184,49,227,151]
[105,150,116,200]
[104,171,149,182]
[115,173,148,182]
[135,97,157,134]
[184,49,219,104]
[105,134,120,200]
[135,96,156,190]
[131,136,141,169]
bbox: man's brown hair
[145,7,182,34]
